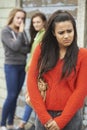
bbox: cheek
[71,33,74,41]
[55,34,62,40]
[38,23,43,28]
[12,19,16,25]
[33,24,37,29]
[71,31,74,38]
[13,18,18,24]
[55,36,62,43]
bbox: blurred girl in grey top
[0,8,30,130]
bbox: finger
[47,121,58,130]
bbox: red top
[27,44,87,129]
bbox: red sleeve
[27,45,52,124]
[54,49,87,129]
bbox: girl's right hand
[19,21,24,32]
[45,119,60,130]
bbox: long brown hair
[29,12,47,47]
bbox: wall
[0,0,17,108]
[77,0,86,47]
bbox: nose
[64,33,68,39]
[19,18,23,23]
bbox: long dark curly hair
[38,10,79,79]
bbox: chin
[17,25,20,27]
[35,28,40,31]
[15,26,19,29]
[15,24,20,27]
[65,43,72,46]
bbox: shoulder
[78,48,87,57]
[1,26,11,34]
[29,44,41,64]
[34,44,41,53]
[77,48,87,64]
[33,44,41,56]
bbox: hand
[19,21,24,32]
[38,78,48,101]
[45,120,60,130]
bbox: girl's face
[32,16,45,31]
[53,21,74,49]
[12,11,25,28]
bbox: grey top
[1,26,30,65]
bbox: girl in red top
[27,10,87,130]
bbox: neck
[59,48,66,59]
[9,24,19,33]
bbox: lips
[64,40,71,43]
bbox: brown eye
[58,31,64,35]
[22,18,25,22]
[17,17,20,19]
[67,29,72,33]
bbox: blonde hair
[7,8,26,25]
